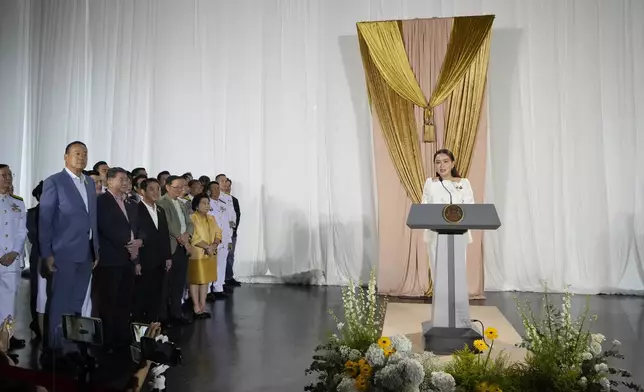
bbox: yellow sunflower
[358,358,367,367]
[355,375,368,391]
[484,327,499,340]
[377,337,391,349]
[360,363,372,376]
[383,347,395,357]
[475,382,490,392]
[344,360,358,377]
[473,339,489,352]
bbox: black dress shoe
[213,292,228,300]
[194,312,210,320]
[227,279,242,287]
[223,285,234,294]
[9,336,26,350]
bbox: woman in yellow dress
[188,193,222,319]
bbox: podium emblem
[442,204,464,224]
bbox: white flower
[590,341,603,356]
[387,352,405,364]
[612,339,621,346]
[599,377,611,391]
[337,322,344,330]
[581,352,593,361]
[348,349,362,361]
[337,377,359,392]
[390,335,413,353]
[579,377,588,387]
[339,345,351,359]
[594,363,609,373]
[365,344,386,367]
[430,371,456,392]
[374,358,424,390]
[591,333,606,344]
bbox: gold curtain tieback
[423,106,436,143]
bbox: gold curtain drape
[358,30,425,204]
[444,33,492,177]
[357,16,494,296]
[357,16,493,143]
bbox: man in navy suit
[39,141,99,356]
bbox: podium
[407,203,501,355]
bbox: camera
[130,323,182,366]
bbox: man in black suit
[132,178,172,323]
[26,181,43,342]
[95,167,142,351]
[224,178,241,286]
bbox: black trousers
[167,247,189,319]
[95,264,135,347]
[132,264,166,323]
[29,255,40,336]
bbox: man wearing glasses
[157,175,194,326]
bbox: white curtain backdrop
[483,0,644,294]
[1,0,643,293]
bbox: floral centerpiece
[305,270,642,392]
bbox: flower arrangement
[305,271,643,392]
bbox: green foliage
[328,269,386,352]
[304,335,345,392]
[304,277,643,392]
[444,345,515,392]
[508,353,583,392]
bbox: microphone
[439,176,453,205]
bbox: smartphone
[131,322,149,344]
[140,336,182,366]
[62,314,103,346]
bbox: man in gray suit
[39,141,99,358]
[157,175,194,325]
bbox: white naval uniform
[0,193,27,323]
[220,193,237,229]
[208,197,233,292]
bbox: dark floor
[9,277,644,391]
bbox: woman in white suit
[421,149,475,276]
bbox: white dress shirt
[65,168,92,239]
[172,198,187,233]
[142,201,159,229]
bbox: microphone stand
[439,176,453,204]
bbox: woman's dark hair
[192,193,209,212]
[433,148,461,178]
[32,181,43,202]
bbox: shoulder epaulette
[10,194,23,201]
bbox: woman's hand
[206,244,216,256]
[0,316,13,353]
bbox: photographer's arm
[125,360,152,392]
